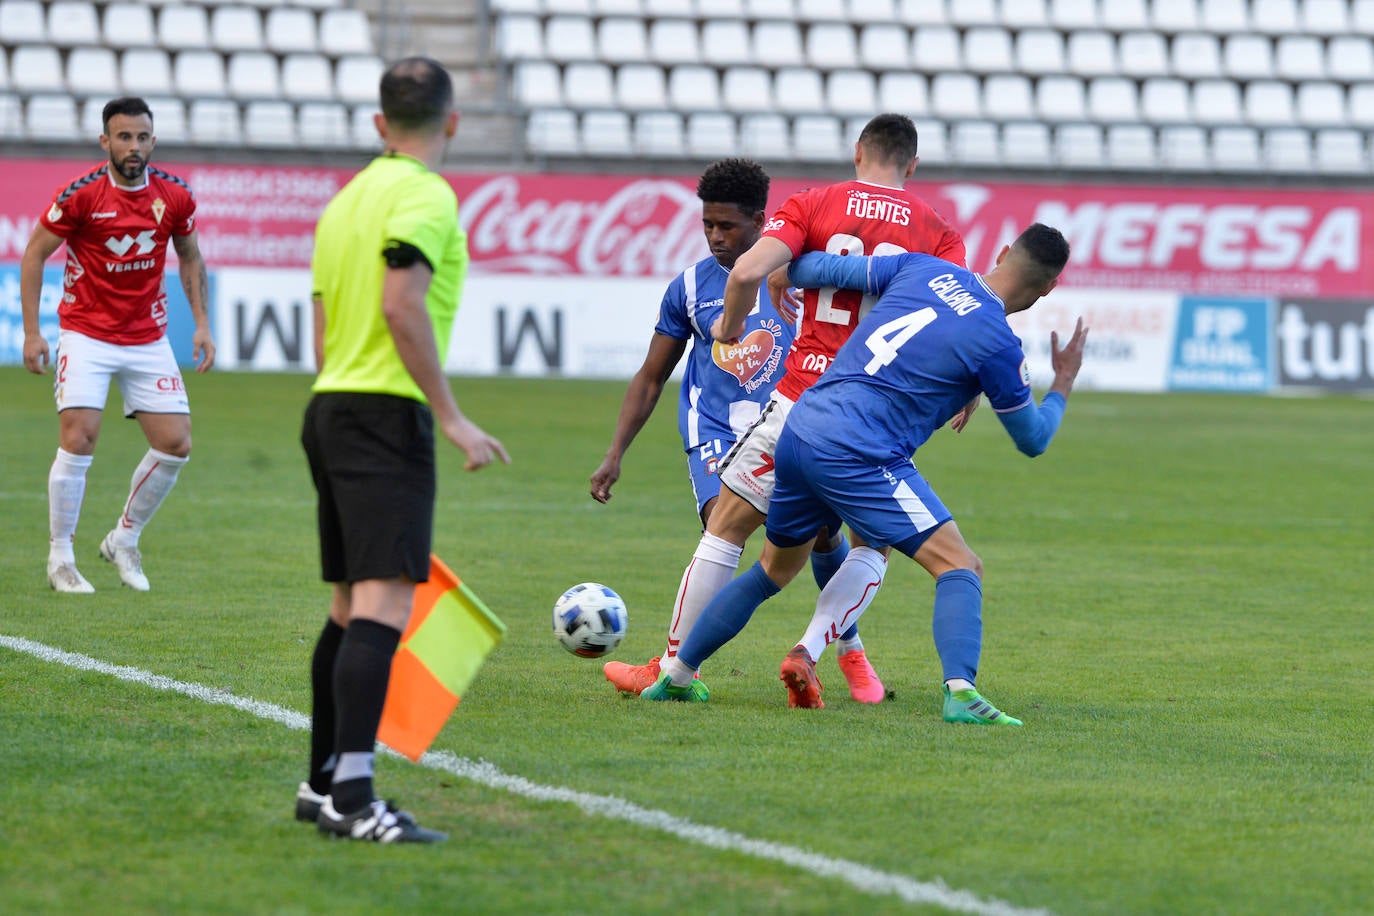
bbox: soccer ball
[552,582,628,658]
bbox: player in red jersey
[20,96,214,594]
[621,115,967,703]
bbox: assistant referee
[297,56,508,844]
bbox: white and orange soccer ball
[552,583,628,658]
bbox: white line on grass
[2,633,1053,916]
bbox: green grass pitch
[1,366,1370,916]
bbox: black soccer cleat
[316,797,448,843]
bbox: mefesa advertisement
[2,158,1371,392]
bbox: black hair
[101,97,153,134]
[1012,223,1071,286]
[696,158,770,214]
[379,57,454,132]
[857,113,918,164]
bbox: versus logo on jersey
[105,231,156,257]
[712,319,786,393]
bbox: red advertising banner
[2,158,1369,297]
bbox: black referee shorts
[302,392,435,584]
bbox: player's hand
[192,329,216,373]
[765,267,799,325]
[22,333,50,375]
[589,455,621,503]
[1050,317,1089,388]
[710,314,744,344]
[441,416,511,471]
[950,395,980,433]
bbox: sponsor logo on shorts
[156,376,184,392]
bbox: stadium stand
[0,0,1370,175]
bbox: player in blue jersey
[647,224,1087,725]
[592,160,869,697]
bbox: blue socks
[932,569,982,684]
[678,561,781,670]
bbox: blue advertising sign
[1168,296,1271,392]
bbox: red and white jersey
[40,164,197,346]
[764,179,966,401]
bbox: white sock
[799,547,888,662]
[113,449,188,548]
[664,532,742,661]
[660,655,696,687]
[946,678,976,693]
[48,448,93,563]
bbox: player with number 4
[639,114,967,703]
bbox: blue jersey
[655,255,793,451]
[786,252,1034,463]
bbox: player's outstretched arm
[172,231,215,372]
[19,223,64,374]
[382,262,510,471]
[995,318,1088,457]
[591,333,687,503]
[786,250,873,294]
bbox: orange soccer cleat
[603,656,662,695]
[779,646,825,709]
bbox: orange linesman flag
[377,554,506,762]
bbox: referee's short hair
[101,97,152,134]
[697,159,770,214]
[380,57,454,132]
[857,113,919,165]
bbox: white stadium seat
[1087,77,1140,123]
[951,119,1001,164]
[67,47,117,97]
[930,72,982,120]
[209,6,264,52]
[877,72,928,117]
[806,22,858,70]
[911,26,960,72]
[686,112,737,158]
[297,101,350,146]
[1035,75,1086,122]
[1352,0,1374,33]
[48,1,100,46]
[1313,128,1365,172]
[1001,121,1053,167]
[0,0,45,43]
[793,113,843,161]
[1118,32,1169,78]
[1159,125,1210,169]
[1151,0,1199,32]
[244,100,296,146]
[739,112,791,159]
[671,64,723,110]
[752,21,804,68]
[1327,37,1374,83]
[335,55,383,104]
[188,98,242,145]
[848,0,898,25]
[146,97,187,143]
[351,104,381,148]
[1210,126,1261,170]
[281,54,335,101]
[613,63,667,110]
[1302,0,1349,35]
[647,19,700,65]
[527,109,580,155]
[1171,33,1222,79]
[912,118,948,163]
[1249,0,1297,35]
[11,45,62,92]
[597,17,648,64]
[1274,36,1326,82]
[103,2,155,48]
[773,67,824,114]
[593,0,644,13]
[1105,124,1158,169]
[1222,35,1273,81]
[1065,31,1116,78]
[545,16,596,62]
[1055,123,1104,168]
[1294,82,1346,128]
[642,0,695,14]
[897,0,947,26]
[1014,30,1065,76]
[797,0,849,23]
[158,5,208,50]
[172,49,226,97]
[119,47,173,96]
[318,8,372,55]
[1191,79,1242,125]
[78,95,103,135]
[1000,0,1049,28]
[26,94,78,139]
[746,0,796,19]
[265,7,318,54]
[513,61,561,108]
[982,73,1033,122]
[825,69,877,116]
[859,24,911,71]
[633,110,684,157]
[1049,0,1098,29]
[1263,127,1312,172]
[227,51,281,99]
[1141,77,1190,123]
[1243,81,1294,127]
[963,27,1013,74]
[1198,0,1248,33]
[495,15,542,60]
[546,0,595,13]
[947,0,998,27]
[1099,0,1149,30]
[1348,84,1374,128]
[581,110,634,157]
[562,62,614,109]
[701,21,752,67]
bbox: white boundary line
[2,633,1054,916]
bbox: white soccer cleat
[48,561,95,594]
[100,531,150,591]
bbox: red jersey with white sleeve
[764,179,966,401]
[39,164,197,346]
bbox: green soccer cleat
[641,673,709,702]
[942,685,1022,726]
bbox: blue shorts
[767,425,952,558]
[685,436,731,521]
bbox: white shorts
[717,391,795,515]
[54,329,189,417]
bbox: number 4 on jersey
[863,307,936,375]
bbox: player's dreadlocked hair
[696,158,770,214]
[101,97,153,134]
[857,114,919,165]
[380,57,454,132]
[1012,223,1071,287]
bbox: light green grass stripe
[1,632,1054,916]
